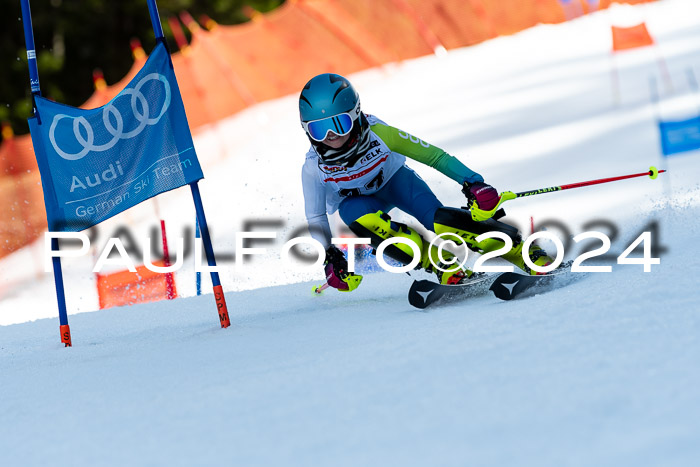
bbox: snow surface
[2,0,700,465]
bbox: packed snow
[2,0,700,465]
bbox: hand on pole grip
[468,190,517,221]
[463,182,516,221]
[463,181,500,211]
[324,245,362,292]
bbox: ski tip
[489,272,532,301]
[407,280,437,309]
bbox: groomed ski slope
[2,1,700,465]
[2,203,700,467]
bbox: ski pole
[471,166,666,221]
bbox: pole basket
[60,324,72,347]
[213,285,230,328]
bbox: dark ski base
[408,274,495,309]
[489,262,577,301]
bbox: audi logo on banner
[48,73,172,161]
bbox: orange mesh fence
[534,0,568,24]
[0,171,46,260]
[80,59,147,109]
[237,5,344,92]
[481,0,538,37]
[219,13,305,97]
[402,0,495,49]
[346,0,439,58]
[612,23,655,52]
[206,21,288,102]
[170,51,216,130]
[96,261,177,309]
[0,0,657,261]
[258,1,374,80]
[0,133,38,176]
[300,0,398,66]
[179,30,251,122]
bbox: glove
[462,181,500,211]
[324,245,351,291]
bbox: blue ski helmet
[299,73,370,166]
[299,73,359,125]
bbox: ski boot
[525,244,554,275]
[421,244,477,285]
[500,241,554,275]
[431,261,475,285]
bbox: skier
[300,73,553,292]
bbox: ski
[489,262,577,301]
[408,273,496,309]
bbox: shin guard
[349,211,424,266]
[433,207,536,272]
[350,210,491,282]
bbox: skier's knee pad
[433,207,521,253]
[349,211,424,266]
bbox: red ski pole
[471,166,666,221]
[512,166,666,199]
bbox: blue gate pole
[145,0,230,328]
[146,0,166,40]
[20,0,72,346]
[195,218,202,296]
[20,0,40,95]
[191,182,231,327]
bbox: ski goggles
[302,112,356,142]
[301,100,361,142]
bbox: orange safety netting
[612,23,655,52]
[96,261,177,309]
[0,129,38,175]
[0,0,656,262]
[0,171,46,252]
[80,57,147,109]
